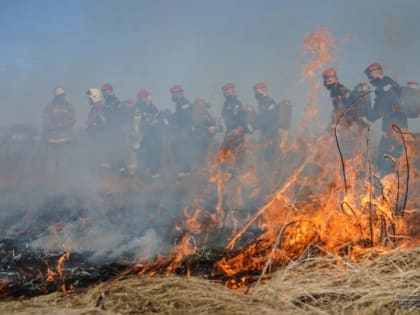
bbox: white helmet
[53,86,65,96]
[86,88,103,103]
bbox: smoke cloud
[0,0,419,261]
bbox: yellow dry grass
[0,247,419,315]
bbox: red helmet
[364,63,383,75]
[222,82,235,91]
[137,89,150,100]
[322,67,337,79]
[170,85,184,93]
[253,82,267,89]
[101,83,113,91]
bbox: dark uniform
[136,90,163,177]
[103,93,130,130]
[221,83,249,172]
[329,83,351,112]
[101,83,133,170]
[365,63,408,176]
[86,88,111,170]
[102,83,123,127]
[322,68,352,126]
[255,89,281,163]
[344,82,372,129]
[158,109,176,174]
[171,85,194,176]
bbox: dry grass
[253,247,420,314]
[0,247,419,315]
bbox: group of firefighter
[42,81,292,180]
[323,62,420,176]
[41,61,420,183]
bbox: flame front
[113,28,418,291]
[214,129,419,288]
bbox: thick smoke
[0,0,420,262]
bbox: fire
[208,148,243,225]
[123,125,418,292]
[301,28,336,79]
[212,129,419,288]
[300,28,340,132]
[118,206,217,278]
[45,244,72,293]
[84,29,419,294]
[46,262,56,282]
[57,250,70,292]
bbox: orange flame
[120,34,418,292]
[300,28,338,133]
[301,28,337,79]
[213,128,419,289]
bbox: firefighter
[401,81,420,119]
[321,67,351,126]
[42,86,76,172]
[253,81,281,164]
[135,89,162,178]
[101,83,132,168]
[191,98,220,171]
[101,83,121,109]
[170,85,194,177]
[125,106,142,176]
[348,83,372,119]
[86,88,107,133]
[86,88,111,170]
[364,62,408,176]
[343,82,373,132]
[101,82,131,125]
[158,108,176,176]
[220,82,250,174]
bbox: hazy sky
[1,0,420,131]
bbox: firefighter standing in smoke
[102,83,121,108]
[135,89,162,178]
[170,85,194,177]
[364,62,408,176]
[220,82,250,175]
[158,108,176,175]
[253,81,282,165]
[86,88,111,170]
[101,83,123,132]
[322,68,372,160]
[101,83,132,171]
[102,83,133,130]
[191,98,220,171]
[321,67,352,126]
[42,86,76,172]
[348,82,372,125]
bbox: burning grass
[1,93,420,312]
[0,247,418,314]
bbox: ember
[0,239,127,298]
